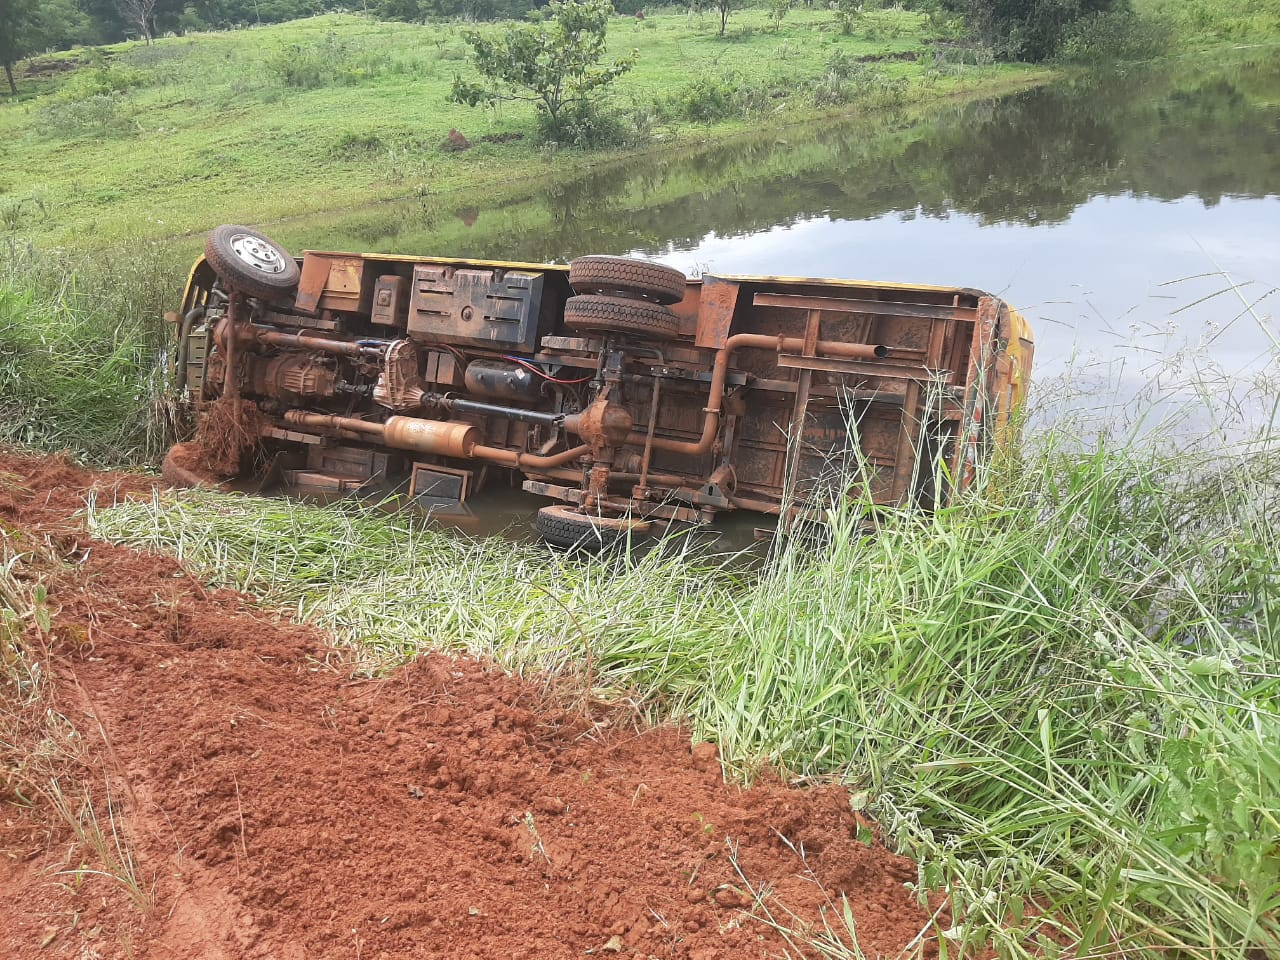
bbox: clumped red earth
[0,448,948,959]
[193,396,266,477]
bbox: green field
[1136,0,1280,45]
[0,8,1047,248]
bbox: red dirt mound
[0,448,951,959]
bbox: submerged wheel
[204,224,301,302]
[535,504,651,552]
[160,442,223,489]
[563,294,680,342]
[569,255,687,305]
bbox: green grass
[1135,0,1280,46]
[0,9,1049,248]
[0,240,188,465]
[86,357,1280,957]
[1,5,1272,249]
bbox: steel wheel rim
[228,233,289,276]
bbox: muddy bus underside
[172,228,1031,543]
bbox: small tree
[451,0,637,143]
[697,0,738,37]
[834,0,860,35]
[768,0,789,31]
[116,0,160,43]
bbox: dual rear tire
[563,255,687,343]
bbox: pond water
[271,51,1280,537]
[282,51,1278,403]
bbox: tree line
[1,0,1143,97]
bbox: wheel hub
[228,233,289,275]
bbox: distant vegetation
[0,8,1054,247]
[2,0,1277,94]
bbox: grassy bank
[2,3,1275,250]
[0,240,186,465]
[1136,0,1280,46]
[87,338,1280,957]
[0,8,1047,248]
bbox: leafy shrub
[834,0,862,36]
[667,73,738,123]
[373,0,426,21]
[810,70,851,107]
[809,62,909,109]
[330,131,386,159]
[536,101,639,148]
[57,65,149,101]
[662,72,794,124]
[941,0,1127,62]
[450,0,636,147]
[266,32,380,89]
[37,94,131,138]
[1058,9,1174,63]
[825,47,857,80]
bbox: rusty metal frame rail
[752,291,978,321]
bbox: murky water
[269,52,1280,538]
[282,53,1278,382]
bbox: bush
[825,47,857,80]
[37,94,131,138]
[450,0,637,147]
[662,71,795,124]
[1058,9,1174,62]
[373,0,426,21]
[57,64,149,100]
[666,73,738,123]
[809,61,910,109]
[266,32,380,89]
[330,131,386,159]
[942,0,1126,62]
[536,101,639,148]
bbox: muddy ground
[0,449,945,959]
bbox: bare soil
[0,448,947,959]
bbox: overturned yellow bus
[166,225,1033,548]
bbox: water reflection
[274,52,1278,428]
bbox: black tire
[563,295,681,342]
[204,224,301,302]
[569,255,687,306]
[161,442,222,489]
[535,504,650,552]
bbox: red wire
[440,344,468,365]
[503,355,593,385]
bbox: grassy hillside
[1135,0,1280,45]
[0,8,1047,247]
